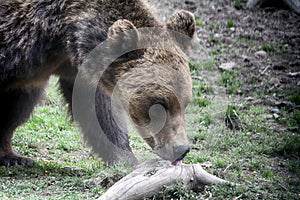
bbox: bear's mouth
[171,146,189,166]
[171,160,182,166]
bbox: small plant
[194,16,203,27]
[209,23,220,31]
[226,19,234,28]
[261,43,280,52]
[194,82,213,95]
[220,69,242,94]
[193,97,211,108]
[225,104,243,130]
[232,1,242,10]
[287,109,300,131]
[210,49,218,55]
[289,93,300,105]
[199,114,212,127]
[163,180,198,199]
[203,56,215,70]
[189,60,201,72]
[262,168,274,179]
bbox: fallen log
[99,160,229,200]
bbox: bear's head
[103,10,195,164]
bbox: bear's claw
[0,155,33,167]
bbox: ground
[0,0,299,199]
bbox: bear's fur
[0,0,195,166]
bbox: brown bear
[0,0,195,167]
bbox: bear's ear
[166,10,196,38]
[107,19,139,53]
[166,10,195,51]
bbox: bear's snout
[173,145,190,161]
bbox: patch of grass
[189,60,201,75]
[232,1,242,10]
[198,113,212,127]
[288,109,300,130]
[209,23,220,31]
[189,58,216,74]
[193,97,211,108]
[226,19,234,28]
[225,104,243,130]
[220,69,242,94]
[261,43,280,52]
[261,168,274,179]
[194,16,203,27]
[289,92,300,105]
[194,82,213,95]
[235,35,256,48]
[162,180,198,199]
[210,49,218,55]
[202,56,215,70]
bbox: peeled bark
[99,160,228,200]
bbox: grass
[232,1,242,10]
[194,16,204,27]
[220,69,242,94]
[1,67,299,200]
[226,19,234,28]
[261,42,282,53]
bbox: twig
[223,164,232,173]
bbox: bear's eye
[157,102,168,110]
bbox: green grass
[226,19,234,28]
[1,72,299,199]
[232,1,242,10]
[194,16,203,27]
[261,42,281,52]
[209,23,220,31]
[220,69,242,94]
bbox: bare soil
[147,0,300,124]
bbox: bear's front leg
[0,87,43,166]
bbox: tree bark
[247,0,300,14]
[98,160,228,200]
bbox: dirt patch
[147,0,300,123]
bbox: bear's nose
[173,145,190,161]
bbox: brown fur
[0,0,195,166]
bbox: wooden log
[98,160,228,200]
[247,0,300,14]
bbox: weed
[210,49,218,55]
[289,93,300,105]
[189,60,201,73]
[162,180,198,199]
[225,104,243,130]
[261,168,274,179]
[194,82,213,95]
[261,43,280,52]
[199,113,212,127]
[232,1,242,10]
[203,56,215,70]
[209,23,220,31]
[226,19,234,28]
[288,109,300,130]
[220,69,242,94]
[194,16,203,27]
